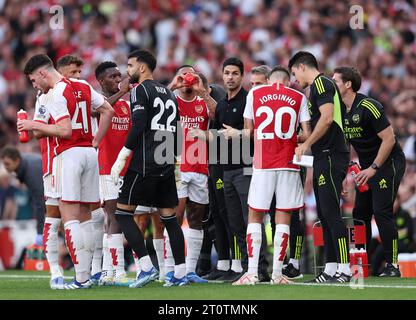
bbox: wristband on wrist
[371,162,379,170]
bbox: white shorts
[45,197,59,206]
[177,171,209,204]
[53,147,100,203]
[43,174,60,199]
[99,175,120,201]
[135,205,157,215]
[248,170,304,212]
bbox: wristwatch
[370,162,379,170]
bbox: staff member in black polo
[289,51,351,283]
[216,57,269,282]
[333,66,406,277]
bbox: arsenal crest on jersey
[120,105,128,115]
[195,105,203,114]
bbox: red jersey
[98,99,131,175]
[44,78,105,155]
[243,83,310,170]
[34,93,56,177]
[177,95,209,175]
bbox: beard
[185,87,193,94]
[129,72,139,84]
[226,83,238,91]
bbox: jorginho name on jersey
[243,83,310,170]
[127,80,180,177]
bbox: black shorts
[118,169,178,208]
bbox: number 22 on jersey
[151,97,177,132]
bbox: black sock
[160,214,185,265]
[290,210,304,260]
[115,209,148,259]
[200,224,214,257]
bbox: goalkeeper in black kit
[333,66,406,277]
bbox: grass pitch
[0,270,415,300]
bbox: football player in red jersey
[166,65,210,283]
[231,66,311,285]
[31,55,100,289]
[94,61,135,286]
[250,65,307,280]
[19,54,114,289]
[58,55,108,285]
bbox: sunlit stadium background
[0,0,415,283]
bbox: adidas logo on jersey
[216,178,224,190]
[379,179,388,189]
[318,174,326,186]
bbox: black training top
[125,79,180,177]
[345,92,402,168]
[214,87,253,170]
[308,74,349,156]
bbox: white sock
[174,263,186,279]
[64,220,89,283]
[153,238,165,275]
[108,233,126,278]
[289,258,299,270]
[338,263,351,276]
[273,224,290,278]
[163,229,174,274]
[246,223,262,276]
[139,255,153,272]
[185,228,203,274]
[43,217,62,279]
[102,233,113,277]
[91,208,104,276]
[324,262,338,276]
[80,220,94,277]
[133,251,141,276]
[217,260,230,271]
[231,259,243,273]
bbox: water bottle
[17,109,30,143]
[349,248,358,271]
[348,161,370,192]
[358,248,369,277]
[357,257,364,279]
[183,73,198,87]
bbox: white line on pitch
[256,281,416,289]
[0,275,72,279]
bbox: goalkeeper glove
[111,146,132,185]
